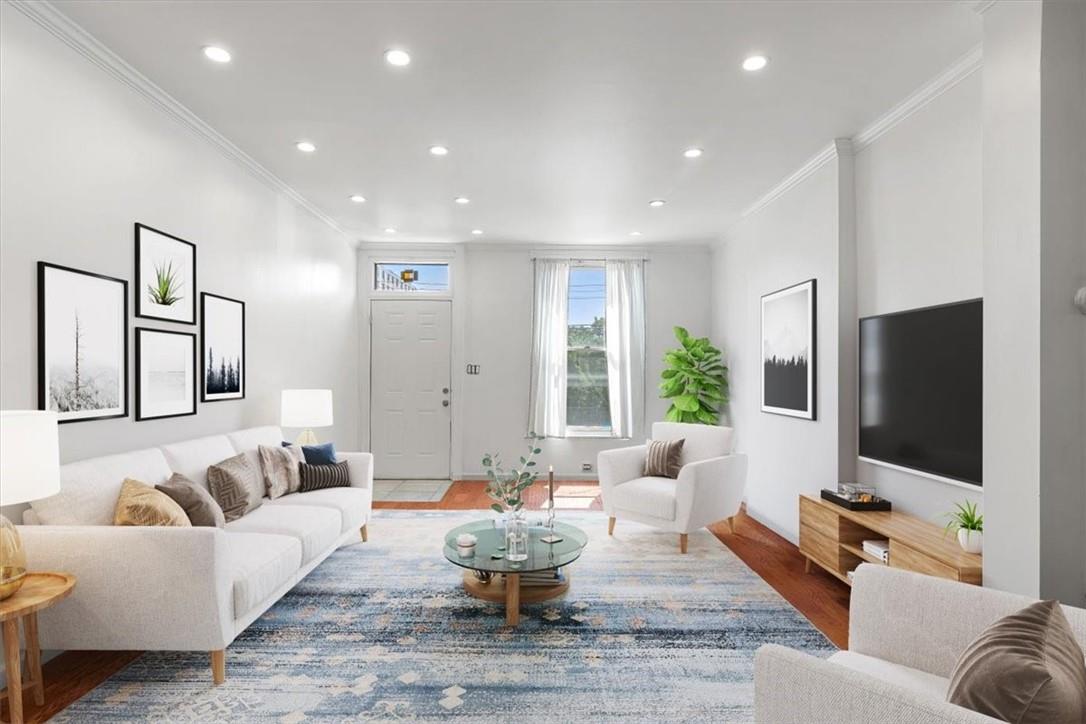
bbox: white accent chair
[597,422,747,553]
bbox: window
[566,266,611,433]
[373,262,450,293]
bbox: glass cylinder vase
[505,511,529,562]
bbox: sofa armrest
[754,644,1000,724]
[337,451,374,491]
[674,453,746,532]
[598,444,647,512]
[18,525,234,651]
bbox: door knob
[442,388,450,394]
[442,400,450,407]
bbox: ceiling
[55,1,981,246]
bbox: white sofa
[598,422,747,553]
[755,563,1086,723]
[17,425,373,684]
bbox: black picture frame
[200,292,246,402]
[760,278,817,420]
[135,328,198,421]
[135,222,197,325]
[38,261,129,424]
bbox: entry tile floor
[373,479,453,502]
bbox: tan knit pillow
[207,452,263,522]
[948,599,1086,723]
[644,438,685,478]
[113,478,191,527]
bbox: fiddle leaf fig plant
[482,433,544,514]
[660,326,729,425]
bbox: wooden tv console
[799,494,982,586]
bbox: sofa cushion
[609,476,678,521]
[225,504,342,563]
[266,487,369,534]
[208,453,264,522]
[225,531,302,620]
[34,448,173,526]
[227,426,285,484]
[156,473,226,528]
[258,444,303,498]
[160,435,236,490]
[828,651,949,700]
[113,479,191,527]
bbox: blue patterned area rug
[55,511,834,723]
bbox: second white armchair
[598,422,747,553]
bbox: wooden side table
[0,573,75,724]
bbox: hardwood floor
[7,480,848,722]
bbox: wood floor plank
[31,479,848,720]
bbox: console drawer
[800,523,838,570]
[889,540,959,581]
[800,496,839,540]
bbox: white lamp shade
[280,389,334,428]
[0,410,61,506]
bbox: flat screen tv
[859,299,982,487]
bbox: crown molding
[8,0,353,244]
[736,44,983,223]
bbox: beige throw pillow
[208,452,263,522]
[948,599,1086,724]
[156,473,226,528]
[113,478,191,527]
[258,444,303,499]
[644,438,685,479]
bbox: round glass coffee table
[444,519,588,626]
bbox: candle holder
[540,467,564,544]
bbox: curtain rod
[529,257,650,262]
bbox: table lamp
[0,410,61,600]
[280,389,333,445]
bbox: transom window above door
[373,262,450,293]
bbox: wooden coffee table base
[461,570,570,626]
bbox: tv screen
[859,299,982,487]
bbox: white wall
[854,71,984,523]
[0,6,360,465]
[357,243,712,479]
[711,161,843,542]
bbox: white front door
[370,299,452,479]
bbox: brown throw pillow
[299,461,351,492]
[207,452,263,522]
[948,599,1086,723]
[258,444,303,499]
[113,478,191,527]
[644,438,685,478]
[156,473,226,528]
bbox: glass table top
[443,519,588,574]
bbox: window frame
[565,263,612,438]
[370,260,453,298]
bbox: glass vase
[505,511,529,562]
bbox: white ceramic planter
[957,528,983,554]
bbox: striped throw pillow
[643,438,685,479]
[299,461,351,492]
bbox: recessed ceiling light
[384,49,411,67]
[429,145,449,156]
[648,199,666,207]
[742,55,769,72]
[683,147,703,159]
[349,194,366,203]
[629,231,642,237]
[471,229,484,235]
[454,197,470,205]
[203,46,231,63]
[384,227,397,234]
[295,141,316,153]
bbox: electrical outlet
[465,364,481,375]
[581,462,593,472]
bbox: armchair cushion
[650,422,733,465]
[644,438,684,478]
[829,651,949,699]
[607,476,677,520]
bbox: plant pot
[957,528,983,554]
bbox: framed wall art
[201,292,245,401]
[136,328,197,421]
[135,223,196,324]
[761,278,816,420]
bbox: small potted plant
[481,433,544,522]
[944,500,983,553]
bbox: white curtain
[605,259,646,438]
[528,260,570,438]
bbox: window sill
[565,428,618,439]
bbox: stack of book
[505,568,565,587]
[862,539,890,563]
